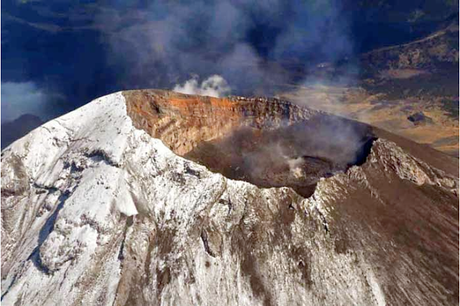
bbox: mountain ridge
[1,90,458,305]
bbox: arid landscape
[281,84,459,156]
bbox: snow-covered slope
[1,91,458,305]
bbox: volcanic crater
[124,90,376,197]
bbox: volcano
[1,90,458,305]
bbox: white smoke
[173,75,231,97]
[1,81,48,122]
[287,157,305,179]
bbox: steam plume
[173,75,231,97]
[101,0,355,96]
